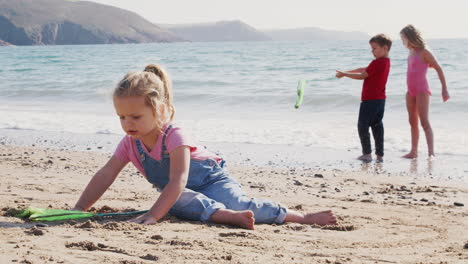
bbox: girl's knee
[420,122,431,131]
[408,120,418,127]
[408,114,419,126]
[419,119,431,130]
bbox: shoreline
[1,128,467,182]
[0,144,467,263]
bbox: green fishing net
[15,207,94,221]
[12,207,148,222]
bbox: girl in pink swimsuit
[407,49,431,96]
[400,25,450,159]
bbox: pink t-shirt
[114,124,222,176]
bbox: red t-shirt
[362,57,390,101]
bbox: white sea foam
[1,40,467,180]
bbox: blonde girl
[73,64,337,229]
[400,25,450,159]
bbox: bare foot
[284,209,337,226]
[376,155,384,163]
[402,152,417,159]
[357,154,372,162]
[210,209,255,230]
[303,210,337,226]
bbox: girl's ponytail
[144,64,175,121]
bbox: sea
[1,40,467,180]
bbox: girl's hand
[128,212,158,225]
[335,71,345,78]
[442,88,450,102]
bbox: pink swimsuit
[407,50,431,97]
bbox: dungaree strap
[161,124,173,158]
[135,139,145,161]
[135,124,173,162]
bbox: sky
[89,0,468,39]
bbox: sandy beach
[1,144,467,264]
[2,2,468,263]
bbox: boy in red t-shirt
[336,34,392,162]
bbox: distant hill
[264,27,369,41]
[0,0,183,45]
[164,20,271,42]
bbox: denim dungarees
[135,125,287,224]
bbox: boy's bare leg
[285,210,337,226]
[210,209,255,230]
[357,154,372,162]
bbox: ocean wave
[96,129,120,135]
[29,55,61,59]
[10,68,35,72]
[1,125,37,131]
[1,40,467,157]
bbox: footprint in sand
[218,231,262,240]
[24,227,45,236]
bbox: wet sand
[1,145,467,264]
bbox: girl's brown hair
[114,64,175,134]
[400,24,426,49]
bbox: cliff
[164,20,271,42]
[0,0,183,45]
